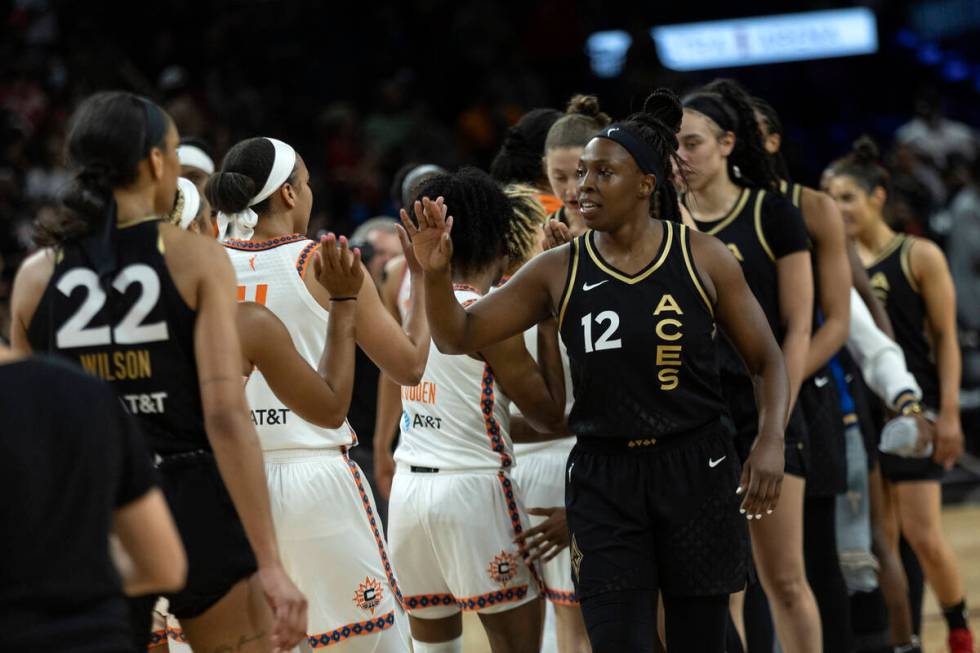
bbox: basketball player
[9,92,307,651]
[209,136,429,651]
[388,169,568,653]
[678,79,821,653]
[407,89,789,652]
[827,138,974,653]
[495,183,590,653]
[490,107,564,215]
[543,95,612,236]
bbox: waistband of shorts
[264,447,348,463]
[574,417,733,455]
[395,462,508,476]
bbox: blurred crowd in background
[1,0,979,416]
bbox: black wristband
[330,296,358,302]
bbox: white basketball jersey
[394,287,513,471]
[225,234,355,450]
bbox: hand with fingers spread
[257,564,308,650]
[932,410,964,471]
[543,219,572,251]
[738,432,784,520]
[514,507,569,564]
[398,196,454,274]
[314,233,364,299]
[395,218,423,277]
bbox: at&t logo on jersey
[250,408,290,425]
[352,576,384,614]
[487,550,519,586]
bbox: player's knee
[904,527,946,564]
[766,571,810,608]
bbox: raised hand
[543,219,572,251]
[398,196,454,274]
[314,233,364,299]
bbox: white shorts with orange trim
[512,447,578,606]
[265,448,410,652]
[387,466,541,620]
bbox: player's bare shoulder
[158,222,235,309]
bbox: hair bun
[204,170,257,214]
[851,136,880,163]
[565,95,611,123]
[642,88,683,133]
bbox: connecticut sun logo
[352,577,384,614]
[487,551,519,586]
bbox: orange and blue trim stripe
[223,233,307,251]
[343,450,403,608]
[496,471,543,591]
[296,241,319,278]
[403,585,530,612]
[307,611,396,648]
[544,588,579,606]
[482,367,512,469]
[147,627,187,649]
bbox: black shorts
[724,373,808,478]
[799,373,847,497]
[565,420,750,599]
[879,452,945,483]
[157,451,258,619]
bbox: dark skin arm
[238,235,363,430]
[692,230,789,518]
[849,238,894,338]
[800,188,850,377]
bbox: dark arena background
[2,1,979,651]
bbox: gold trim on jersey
[900,236,919,293]
[680,225,714,316]
[557,238,580,329]
[584,221,674,285]
[118,215,162,229]
[700,188,751,236]
[778,179,802,208]
[753,190,774,261]
[157,233,166,254]
[867,234,904,268]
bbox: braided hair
[502,183,547,267]
[545,95,612,152]
[413,167,511,278]
[832,136,890,195]
[683,79,780,190]
[614,88,686,223]
[489,108,562,185]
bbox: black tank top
[865,234,941,408]
[557,221,725,439]
[28,220,207,454]
[692,187,809,375]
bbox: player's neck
[453,267,498,295]
[856,220,895,254]
[686,175,742,221]
[250,212,299,242]
[113,187,157,224]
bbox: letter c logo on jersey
[487,551,519,586]
[352,576,384,614]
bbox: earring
[732,164,742,179]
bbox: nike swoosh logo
[709,456,726,468]
[582,280,608,292]
[815,376,830,388]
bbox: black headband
[137,96,167,157]
[595,124,665,184]
[683,93,739,134]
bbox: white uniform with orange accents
[510,325,579,606]
[225,234,410,652]
[388,287,540,619]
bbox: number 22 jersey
[558,221,726,440]
[27,220,207,455]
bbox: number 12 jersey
[557,221,726,440]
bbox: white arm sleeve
[846,288,921,408]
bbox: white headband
[175,177,202,230]
[177,144,215,175]
[217,138,297,241]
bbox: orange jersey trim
[307,611,396,648]
[403,585,530,612]
[223,233,307,251]
[296,241,319,279]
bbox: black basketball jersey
[557,221,726,440]
[865,234,940,408]
[778,179,804,209]
[28,220,207,455]
[692,187,809,375]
